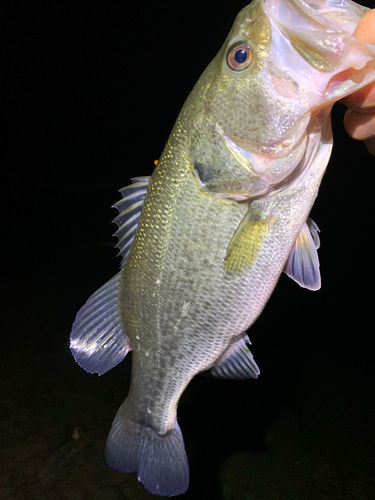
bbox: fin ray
[112,177,151,268]
[225,208,275,279]
[209,335,260,379]
[70,272,131,375]
[284,217,321,290]
[106,401,189,496]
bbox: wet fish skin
[70,0,375,496]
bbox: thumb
[342,9,375,111]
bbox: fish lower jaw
[226,132,308,191]
[225,111,311,174]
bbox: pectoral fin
[225,208,275,279]
[208,335,260,380]
[70,272,131,375]
[284,217,321,291]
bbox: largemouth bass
[70,0,375,495]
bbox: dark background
[1,1,375,499]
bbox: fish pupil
[234,49,247,64]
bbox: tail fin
[105,402,189,496]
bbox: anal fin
[70,272,131,375]
[208,335,260,380]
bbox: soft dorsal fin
[112,177,151,268]
[284,217,321,291]
[208,335,260,380]
[70,272,131,375]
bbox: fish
[70,0,375,496]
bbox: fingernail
[359,104,375,112]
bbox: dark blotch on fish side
[194,162,215,183]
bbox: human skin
[342,9,375,155]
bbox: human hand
[342,9,375,155]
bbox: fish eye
[226,42,253,72]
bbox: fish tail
[105,401,189,496]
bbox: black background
[2,1,375,499]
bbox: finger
[353,8,375,44]
[340,83,375,112]
[342,9,375,110]
[344,109,375,140]
[344,109,375,155]
[364,138,375,155]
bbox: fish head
[205,0,307,148]
[192,0,375,193]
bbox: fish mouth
[224,112,311,183]
[225,112,310,167]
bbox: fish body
[70,0,375,495]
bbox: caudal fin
[105,402,189,496]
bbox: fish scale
[70,0,375,495]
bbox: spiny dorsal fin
[284,217,321,291]
[208,334,260,380]
[112,177,151,268]
[70,272,131,375]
